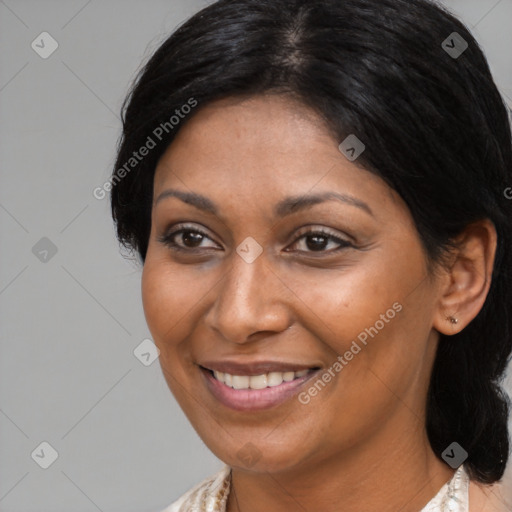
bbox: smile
[211,369,311,389]
[199,365,320,411]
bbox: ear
[433,219,497,336]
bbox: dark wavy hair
[110,0,512,484]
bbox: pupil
[183,231,203,247]
[306,235,327,251]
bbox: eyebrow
[154,188,373,217]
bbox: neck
[227,419,455,512]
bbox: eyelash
[157,224,353,256]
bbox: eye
[286,228,353,254]
[158,224,353,255]
[158,225,219,252]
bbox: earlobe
[445,315,458,325]
[433,219,497,336]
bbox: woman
[110,0,512,510]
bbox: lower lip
[200,367,319,411]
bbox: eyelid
[292,225,352,242]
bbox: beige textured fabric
[161,464,474,512]
[161,465,231,512]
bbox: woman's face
[142,94,444,472]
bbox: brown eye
[288,229,352,254]
[158,225,219,252]
[179,230,205,248]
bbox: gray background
[0,1,511,511]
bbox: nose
[204,248,292,344]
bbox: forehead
[153,94,400,217]
[156,95,329,164]
[157,96,341,181]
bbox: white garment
[161,464,470,512]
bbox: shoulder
[469,478,511,512]
[159,465,231,512]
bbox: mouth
[207,367,315,389]
[199,364,321,411]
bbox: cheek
[141,256,223,364]
[141,259,196,347]
[141,260,202,402]
[278,253,412,346]
[284,244,431,387]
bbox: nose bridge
[206,246,290,343]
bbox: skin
[141,94,498,512]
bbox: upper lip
[199,360,321,376]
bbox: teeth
[232,375,250,389]
[249,374,267,389]
[211,369,313,389]
[267,372,283,387]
